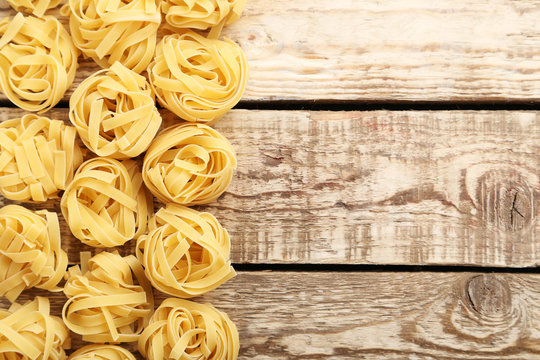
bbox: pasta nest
[6,0,62,17]
[162,0,245,32]
[63,251,154,343]
[0,114,83,202]
[69,62,162,158]
[138,298,239,360]
[61,157,152,248]
[136,204,235,298]
[147,31,248,124]
[142,123,236,205]
[0,205,68,303]
[68,344,135,360]
[64,0,161,73]
[0,297,70,360]
[0,13,78,112]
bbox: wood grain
[1,272,539,359]
[0,109,538,267]
[1,0,540,102]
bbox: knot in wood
[466,275,511,318]
[476,169,534,231]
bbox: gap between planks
[233,263,540,274]
[4,99,540,112]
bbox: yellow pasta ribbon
[64,0,160,73]
[138,298,239,360]
[68,344,135,360]
[63,251,154,343]
[147,31,248,124]
[0,114,83,203]
[0,297,70,360]
[162,0,245,35]
[143,123,236,205]
[0,205,67,303]
[0,13,78,112]
[61,157,152,247]
[6,0,62,17]
[69,62,162,158]
[137,204,235,298]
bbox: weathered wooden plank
[0,109,538,266]
[1,0,540,102]
[1,272,539,359]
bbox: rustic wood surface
[1,0,540,357]
[1,272,539,359]
[1,109,538,267]
[1,0,540,102]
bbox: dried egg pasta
[143,123,236,205]
[68,344,135,360]
[63,251,154,343]
[0,205,67,303]
[64,0,160,73]
[162,0,245,35]
[6,0,62,17]
[0,13,78,112]
[61,157,152,247]
[139,298,238,360]
[0,297,70,360]
[137,204,235,298]
[69,62,162,158]
[0,114,83,202]
[147,31,248,124]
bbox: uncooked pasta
[143,123,237,205]
[6,0,62,17]
[63,251,154,343]
[63,0,161,73]
[0,205,67,303]
[0,114,83,202]
[61,157,152,247]
[162,0,245,36]
[147,31,248,124]
[68,344,135,360]
[137,204,235,298]
[0,297,70,360]
[69,62,162,158]
[138,298,239,360]
[0,13,78,112]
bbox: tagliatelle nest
[0,114,83,202]
[6,0,62,17]
[69,62,162,158]
[0,205,68,303]
[68,344,136,360]
[147,31,248,124]
[0,297,70,360]
[138,298,239,360]
[61,157,152,247]
[136,204,235,298]
[162,0,245,33]
[142,123,236,205]
[63,251,154,343]
[0,13,78,112]
[64,0,161,73]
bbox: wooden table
[1,0,539,358]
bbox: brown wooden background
[0,0,539,358]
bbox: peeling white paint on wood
[1,0,540,102]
